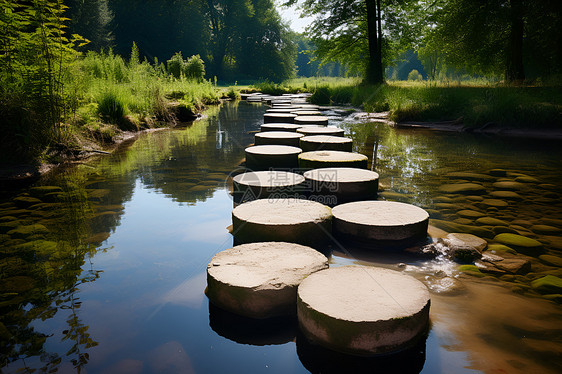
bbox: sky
[276,1,315,33]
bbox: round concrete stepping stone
[207,242,329,319]
[266,108,301,113]
[299,135,353,152]
[264,113,297,123]
[290,110,322,116]
[297,266,430,355]
[233,171,306,202]
[297,126,345,137]
[299,151,368,170]
[261,123,302,132]
[332,201,429,245]
[304,167,379,204]
[232,199,332,247]
[255,131,304,147]
[245,145,302,170]
[438,183,486,195]
[294,116,329,126]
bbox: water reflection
[0,102,560,373]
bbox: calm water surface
[1,102,561,373]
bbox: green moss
[531,275,562,294]
[458,265,485,277]
[494,233,543,255]
[7,224,50,239]
[539,255,562,267]
[438,183,486,195]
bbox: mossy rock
[492,226,520,235]
[0,216,17,223]
[458,265,485,278]
[530,275,562,294]
[486,244,517,255]
[29,186,63,198]
[489,169,507,177]
[514,176,539,183]
[476,217,509,226]
[488,190,522,200]
[539,255,562,267]
[494,233,543,255]
[429,219,494,239]
[480,199,509,208]
[454,218,473,225]
[0,221,21,234]
[445,172,495,182]
[15,240,58,255]
[492,181,526,191]
[542,294,562,303]
[0,275,35,293]
[43,192,66,202]
[434,196,454,203]
[13,196,42,208]
[7,224,49,239]
[435,203,456,210]
[457,210,486,219]
[465,195,484,202]
[439,183,486,195]
[531,225,561,235]
[542,236,562,251]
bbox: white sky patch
[276,0,315,33]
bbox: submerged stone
[297,266,430,355]
[531,275,562,294]
[539,255,562,267]
[476,217,509,226]
[494,233,543,254]
[492,181,526,190]
[7,224,49,239]
[13,196,42,208]
[457,210,486,218]
[438,183,486,195]
[531,225,562,235]
[489,169,507,177]
[480,199,509,208]
[29,186,63,198]
[489,190,522,200]
[206,242,328,319]
[445,172,495,181]
[429,219,495,239]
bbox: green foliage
[97,91,126,125]
[407,69,423,81]
[166,52,206,81]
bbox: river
[1,101,561,373]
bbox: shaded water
[1,102,561,373]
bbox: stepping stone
[299,151,368,170]
[245,145,302,170]
[297,126,345,137]
[294,116,329,126]
[304,167,379,204]
[290,110,322,116]
[297,266,430,355]
[207,242,328,319]
[233,171,306,203]
[232,199,332,247]
[254,131,304,147]
[264,113,297,123]
[266,108,301,113]
[261,123,302,132]
[299,135,353,152]
[333,201,429,246]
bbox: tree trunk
[506,0,525,81]
[365,0,383,84]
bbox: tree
[65,0,114,51]
[424,0,562,82]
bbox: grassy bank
[258,78,561,129]
[1,46,227,166]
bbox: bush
[185,55,205,81]
[408,69,423,81]
[166,53,206,81]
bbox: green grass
[274,78,562,129]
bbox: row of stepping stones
[206,96,431,356]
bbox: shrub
[167,52,185,79]
[185,54,205,81]
[408,69,423,81]
[97,91,126,124]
